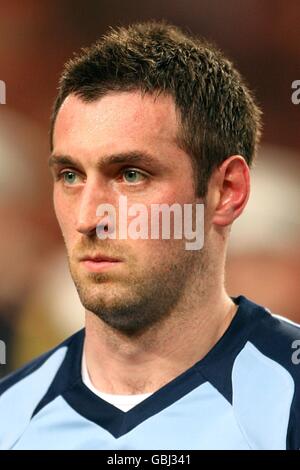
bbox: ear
[210,155,250,227]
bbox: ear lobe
[212,155,250,227]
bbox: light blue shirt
[0,296,299,450]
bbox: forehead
[52,91,182,159]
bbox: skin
[51,91,250,394]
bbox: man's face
[51,91,205,334]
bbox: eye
[122,169,146,184]
[62,171,79,185]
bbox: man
[0,21,299,450]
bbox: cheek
[53,188,76,238]
[147,185,194,206]
[125,233,187,272]
[123,186,197,261]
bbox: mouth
[79,254,122,272]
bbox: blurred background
[0,0,299,377]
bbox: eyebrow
[48,151,166,171]
[48,155,75,168]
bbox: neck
[83,287,237,395]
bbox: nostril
[96,217,115,239]
[97,222,108,231]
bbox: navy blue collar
[33,295,267,438]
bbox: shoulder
[233,297,300,449]
[0,330,84,449]
[233,296,300,370]
[0,331,80,397]
[247,303,300,376]
[252,308,300,450]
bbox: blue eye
[62,171,78,185]
[123,169,145,184]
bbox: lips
[80,254,121,263]
[79,253,122,272]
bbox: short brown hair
[50,21,262,197]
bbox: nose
[76,177,111,236]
